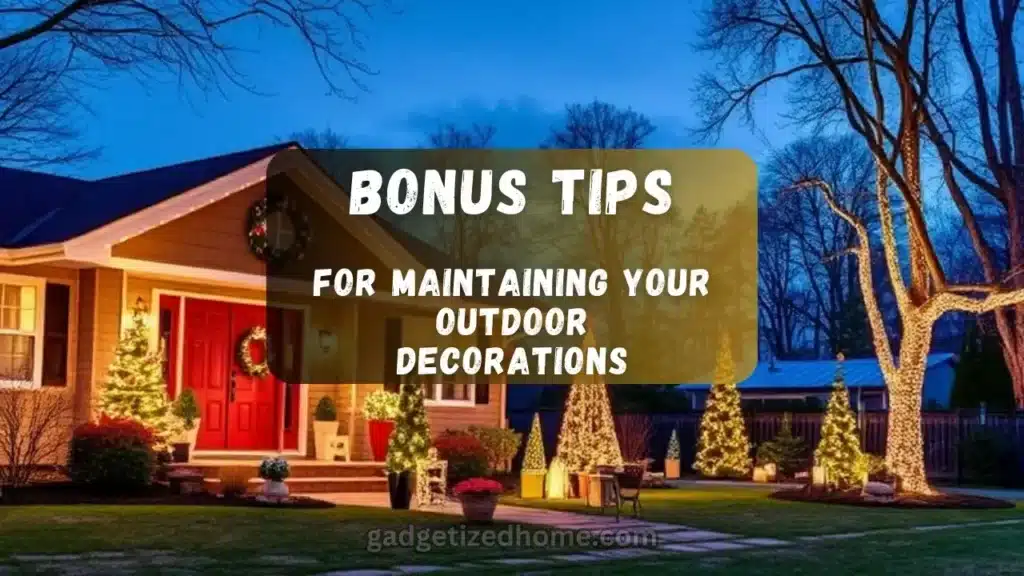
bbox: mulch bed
[771,486,1015,509]
[0,482,334,508]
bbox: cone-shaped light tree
[814,354,864,488]
[522,413,547,473]
[666,429,681,460]
[694,333,751,478]
[97,298,180,447]
[386,381,431,473]
[555,330,623,472]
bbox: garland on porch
[238,326,271,377]
[246,194,311,264]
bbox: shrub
[961,429,1018,487]
[69,415,156,491]
[0,389,72,487]
[172,389,200,430]
[433,430,489,485]
[467,425,522,472]
[857,453,891,483]
[363,390,400,421]
[259,457,290,482]
[754,414,808,477]
[314,396,337,422]
[453,477,504,496]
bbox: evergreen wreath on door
[238,326,271,377]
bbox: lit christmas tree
[666,429,681,460]
[97,298,180,447]
[522,413,547,472]
[694,333,751,478]
[814,354,864,488]
[555,331,623,472]
[386,381,431,473]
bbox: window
[41,284,70,387]
[0,276,44,388]
[412,372,475,406]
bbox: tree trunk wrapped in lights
[814,354,864,489]
[694,333,751,478]
[691,0,1024,495]
[97,298,180,449]
[555,331,622,473]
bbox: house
[677,354,958,411]
[0,144,511,483]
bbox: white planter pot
[263,480,289,500]
[186,419,201,455]
[313,420,338,461]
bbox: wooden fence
[507,410,1024,485]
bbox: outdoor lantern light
[318,329,337,355]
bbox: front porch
[171,458,387,493]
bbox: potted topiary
[170,388,201,463]
[259,457,290,501]
[520,413,546,498]
[313,396,338,461]
[386,382,430,509]
[665,428,681,479]
[364,390,400,462]
[453,477,503,524]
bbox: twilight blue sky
[63,0,799,179]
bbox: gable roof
[676,353,957,391]
[0,143,291,248]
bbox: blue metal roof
[0,143,292,248]
[677,353,957,391]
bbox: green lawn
[0,504,587,574]
[501,484,1024,537]
[526,522,1024,575]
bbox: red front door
[184,298,280,451]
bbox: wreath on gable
[247,195,311,264]
[238,326,271,377]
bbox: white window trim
[0,273,46,390]
[409,374,476,407]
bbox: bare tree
[695,0,1024,494]
[0,389,72,487]
[416,122,516,267]
[614,413,652,463]
[761,136,879,358]
[288,128,348,149]
[543,101,657,352]
[0,1,387,166]
[427,122,496,149]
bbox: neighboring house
[0,143,510,463]
[677,354,958,411]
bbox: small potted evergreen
[313,396,338,461]
[664,429,681,479]
[170,388,201,463]
[386,382,430,509]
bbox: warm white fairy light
[793,178,1024,495]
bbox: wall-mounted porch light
[318,329,337,356]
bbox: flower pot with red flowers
[453,478,503,524]
[363,390,399,462]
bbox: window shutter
[384,318,402,393]
[475,331,489,404]
[41,284,70,387]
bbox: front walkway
[306,492,792,574]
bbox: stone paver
[590,548,662,559]
[316,571,398,576]
[659,543,709,553]
[548,553,606,562]
[690,541,750,551]
[735,538,790,547]
[259,554,320,565]
[657,530,733,542]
